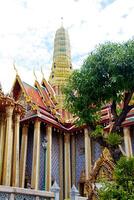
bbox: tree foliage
[63,40,134,161]
[99,157,134,200]
[64,40,134,126]
[106,132,122,146]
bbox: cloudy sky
[0,0,134,92]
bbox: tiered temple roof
[11,74,79,132]
[10,73,134,134]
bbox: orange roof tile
[23,82,45,108]
[41,86,56,108]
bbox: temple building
[0,85,24,187]
[0,25,134,200]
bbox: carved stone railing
[0,186,55,200]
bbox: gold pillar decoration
[3,106,14,186]
[0,113,6,184]
[46,125,52,191]
[84,128,92,180]
[20,124,28,188]
[64,133,71,199]
[12,113,20,187]
[71,134,76,185]
[123,127,133,157]
[31,120,41,190]
[59,132,63,200]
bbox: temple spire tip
[41,66,44,79]
[61,17,63,27]
[33,68,37,81]
[13,61,18,75]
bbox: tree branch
[111,90,134,132]
[123,91,134,109]
[111,100,118,119]
[89,91,134,163]
[112,104,134,132]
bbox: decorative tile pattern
[26,124,34,185]
[14,194,36,200]
[51,131,60,184]
[0,193,51,200]
[92,141,102,165]
[39,126,46,190]
[0,192,10,199]
[39,197,51,200]
[76,133,85,186]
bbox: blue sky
[0,0,134,92]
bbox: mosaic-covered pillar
[64,133,71,199]
[31,120,41,189]
[59,132,63,200]
[46,125,52,191]
[84,128,92,180]
[3,106,14,186]
[20,124,28,188]
[71,133,76,185]
[12,113,20,187]
[0,113,6,184]
[123,126,133,157]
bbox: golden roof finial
[13,61,18,75]
[61,17,63,27]
[33,68,37,80]
[41,66,44,79]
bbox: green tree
[99,157,134,200]
[63,40,134,161]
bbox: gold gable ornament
[84,148,115,199]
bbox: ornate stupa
[49,24,72,115]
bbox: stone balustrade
[0,186,55,200]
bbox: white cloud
[0,0,134,92]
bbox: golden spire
[49,24,72,110]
